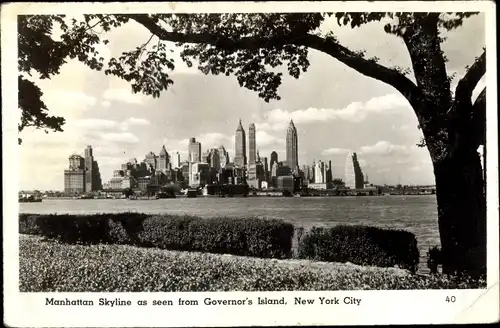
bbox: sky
[18,13,486,190]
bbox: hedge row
[19,213,420,270]
[297,226,420,273]
[19,213,294,259]
[19,235,484,292]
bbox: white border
[2,2,499,326]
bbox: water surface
[19,195,440,272]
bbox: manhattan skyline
[18,13,486,190]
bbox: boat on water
[79,195,95,199]
[19,196,42,203]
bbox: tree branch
[128,14,422,111]
[296,34,422,111]
[455,50,486,107]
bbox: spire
[160,145,167,154]
[237,119,244,131]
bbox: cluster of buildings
[63,120,369,195]
[63,145,103,195]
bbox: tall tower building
[286,120,299,174]
[345,152,364,189]
[84,145,94,192]
[158,145,169,171]
[218,146,229,169]
[234,120,247,168]
[207,148,221,170]
[247,123,257,183]
[248,123,256,165]
[64,154,85,195]
[188,138,201,163]
[270,151,278,172]
[263,157,269,182]
[314,160,326,184]
[144,151,157,171]
[172,151,181,169]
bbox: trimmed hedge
[18,213,294,259]
[298,225,420,273]
[19,235,485,292]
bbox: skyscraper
[66,145,101,194]
[234,120,247,168]
[84,145,94,192]
[345,152,364,189]
[314,160,326,183]
[64,154,85,194]
[247,123,258,183]
[158,145,169,171]
[172,151,181,169]
[188,137,201,163]
[218,146,229,169]
[207,148,221,169]
[144,151,157,170]
[286,120,299,174]
[270,151,278,172]
[248,123,256,165]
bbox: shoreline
[40,193,436,200]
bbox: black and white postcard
[3,1,499,326]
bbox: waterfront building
[188,138,201,163]
[247,123,258,185]
[314,161,326,184]
[345,152,364,189]
[277,175,302,193]
[234,120,247,168]
[172,152,181,169]
[271,161,278,188]
[286,120,299,174]
[136,176,152,191]
[270,151,278,172]
[84,145,102,192]
[190,162,210,187]
[218,165,234,185]
[202,150,210,163]
[65,146,102,195]
[307,165,315,183]
[263,157,269,182]
[64,154,85,195]
[218,146,229,169]
[158,145,170,171]
[248,123,256,165]
[309,182,328,190]
[327,160,333,183]
[207,148,221,170]
[180,161,190,182]
[144,151,157,170]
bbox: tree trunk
[433,147,486,278]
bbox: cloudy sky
[19,13,486,190]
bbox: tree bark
[433,144,486,277]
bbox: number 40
[445,296,456,303]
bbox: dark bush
[18,213,294,259]
[137,215,294,258]
[19,213,41,235]
[19,212,149,244]
[297,225,420,272]
[427,246,442,274]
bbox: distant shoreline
[37,193,436,200]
